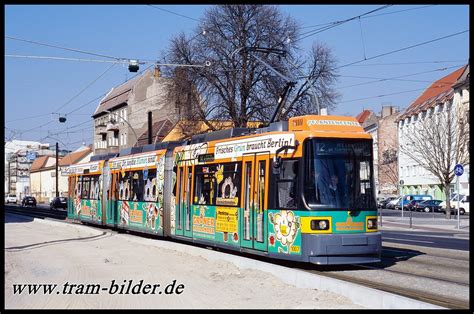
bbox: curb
[380,220,470,233]
[19,214,444,309]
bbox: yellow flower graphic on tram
[270,210,300,254]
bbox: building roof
[136,119,175,146]
[453,63,469,88]
[30,156,52,172]
[58,146,92,166]
[92,70,149,118]
[398,65,467,121]
[356,109,372,124]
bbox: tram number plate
[290,245,300,253]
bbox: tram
[66,115,381,265]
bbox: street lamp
[104,109,139,147]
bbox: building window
[113,131,119,146]
[437,103,444,113]
[124,133,127,145]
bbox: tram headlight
[367,218,377,230]
[311,219,329,230]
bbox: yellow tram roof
[173,115,371,161]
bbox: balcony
[108,137,119,147]
[95,141,107,150]
[106,122,119,131]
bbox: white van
[5,194,17,204]
[441,194,470,215]
[459,195,470,215]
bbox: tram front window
[304,139,376,210]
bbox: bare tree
[379,147,399,195]
[164,5,339,131]
[400,104,469,219]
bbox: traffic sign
[454,164,464,176]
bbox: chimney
[381,104,394,118]
[154,65,160,78]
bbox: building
[451,63,470,192]
[30,145,92,203]
[92,67,191,155]
[356,106,400,197]
[377,106,400,195]
[5,140,53,200]
[356,110,380,196]
[396,65,469,200]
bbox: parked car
[414,199,443,212]
[386,197,401,210]
[440,193,467,210]
[444,195,470,215]
[394,199,413,210]
[406,199,425,211]
[50,196,68,210]
[5,194,17,204]
[378,196,397,209]
[21,196,37,207]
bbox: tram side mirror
[272,156,281,175]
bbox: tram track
[381,246,471,262]
[302,268,469,309]
[355,262,469,287]
[5,205,67,221]
[5,206,468,309]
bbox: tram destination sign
[214,134,295,159]
[61,161,100,175]
[110,153,158,170]
[198,153,215,163]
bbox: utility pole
[148,111,153,144]
[56,142,59,197]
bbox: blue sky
[5,4,469,150]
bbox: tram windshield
[303,138,376,210]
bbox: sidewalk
[379,215,470,233]
[5,212,443,309]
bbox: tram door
[175,163,193,237]
[241,154,269,251]
[67,175,76,219]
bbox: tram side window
[82,176,91,199]
[118,173,131,201]
[215,163,241,207]
[76,177,82,199]
[194,165,217,206]
[143,169,157,202]
[276,160,299,209]
[130,171,144,202]
[89,176,100,200]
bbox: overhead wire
[53,62,117,113]
[340,85,449,104]
[5,35,124,60]
[295,5,393,43]
[300,5,436,29]
[336,30,469,69]
[338,65,465,89]
[147,5,200,22]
